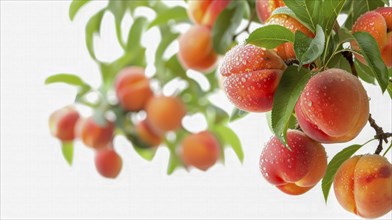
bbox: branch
[341,51,358,77]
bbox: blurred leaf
[108,0,129,48]
[247,25,294,49]
[92,108,107,126]
[207,105,229,124]
[322,144,363,202]
[128,0,152,16]
[165,55,188,79]
[230,108,249,122]
[294,25,325,66]
[212,1,245,54]
[126,17,148,52]
[45,74,88,87]
[166,138,184,175]
[272,66,310,146]
[355,60,376,85]
[69,0,91,21]
[85,9,105,60]
[61,142,74,166]
[148,6,189,28]
[133,146,158,161]
[213,125,244,162]
[354,32,389,92]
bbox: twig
[341,50,358,77]
[368,114,389,154]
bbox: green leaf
[108,0,130,48]
[207,105,229,125]
[133,146,158,161]
[321,0,346,35]
[283,0,318,31]
[270,6,298,18]
[247,25,294,49]
[85,9,105,60]
[355,60,376,85]
[45,74,88,87]
[61,142,74,166]
[213,125,244,162]
[126,17,148,52]
[294,25,325,66]
[387,81,392,99]
[69,0,91,21]
[212,1,245,54]
[272,66,310,146]
[322,144,363,202]
[148,6,189,28]
[353,32,389,92]
[230,108,249,122]
[327,53,351,73]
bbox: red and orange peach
[256,0,285,23]
[188,0,231,27]
[49,106,80,142]
[219,44,286,112]
[76,117,115,150]
[95,148,123,179]
[260,130,327,195]
[334,154,392,218]
[115,67,153,111]
[136,120,162,147]
[295,68,369,143]
[181,131,220,171]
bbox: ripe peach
[76,117,115,150]
[115,67,153,111]
[136,120,162,147]
[266,14,314,61]
[95,148,122,179]
[295,68,369,143]
[256,0,285,23]
[49,106,80,142]
[145,96,186,132]
[180,131,220,171]
[188,0,231,27]
[178,25,218,72]
[352,7,392,67]
[260,130,327,195]
[219,44,286,112]
[334,154,392,218]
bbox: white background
[1,1,391,219]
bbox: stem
[368,114,389,155]
[383,142,392,156]
[341,50,358,77]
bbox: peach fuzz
[95,148,123,179]
[76,117,115,150]
[49,106,80,142]
[180,131,220,171]
[115,66,153,111]
[334,155,392,218]
[178,25,218,72]
[256,0,285,23]
[260,130,327,195]
[295,68,369,143]
[219,44,286,112]
[136,120,162,147]
[145,96,186,132]
[266,14,314,61]
[188,0,231,27]
[352,8,392,67]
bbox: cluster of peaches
[49,66,223,178]
[177,0,392,218]
[47,0,392,218]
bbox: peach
[295,68,369,143]
[49,106,80,142]
[136,120,162,147]
[180,131,220,171]
[266,14,315,61]
[76,117,115,150]
[95,148,122,179]
[352,7,392,67]
[219,44,286,112]
[256,0,285,23]
[334,154,392,218]
[145,96,186,132]
[188,0,231,27]
[115,67,153,111]
[178,25,218,72]
[260,130,327,195]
